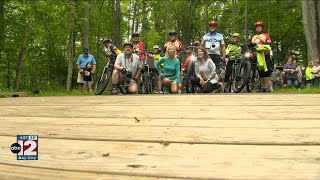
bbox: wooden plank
[0,122,319,145]
[1,136,320,180]
[0,164,180,180]
[0,94,319,106]
[2,116,320,128]
[1,105,320,120]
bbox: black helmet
[132,32,140,37]
[123,42,133,48]
[169,31,177,36]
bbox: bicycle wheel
[94,67,112,95]
[233,60,251,93]
[186,62,195,93]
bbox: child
[223,33,243,92]
[83,62,93,92]
[305,61,313,88]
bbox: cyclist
[101,37,121,58]
[163,31,183,55]
[251,21,272,92]
[132,32,146,60]
[223,33,244,92]
[201,21,226,81]
[111,42,142,95]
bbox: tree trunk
[302,0,319,62]
[14,20,31,91]
[244,0,248,44]
[111,0,115,40]
[205,0,209,33]
[0,0,4,63]
[67,0,75,91]
[232,0,236,32]
[164,0,169,42]
[131,0,136,36]
[115,0,121,46]
[83,0,90,49]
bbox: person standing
[76,48,96,92]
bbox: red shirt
[164,40,183,52]
[133,41,145,60]
[251,33,271,55]
[182,55,191,70]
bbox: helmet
[132,32,140,37]
[102,37,112,43]
[169,31,177,36]
[153,45,160,49]
[209,21,218,27]
[255,21,264,27]
[232,33,241,38]
[123,42,133,48]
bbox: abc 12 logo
[11,135,38,160]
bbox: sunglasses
[209,25,217,27]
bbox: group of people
[270,57,320,89]
[75,20,302,94]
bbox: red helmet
[255,21,264,27]
[209,21,218,27]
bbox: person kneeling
[111,42,142,95]
[190,48,220,93]
[156,45,181,94]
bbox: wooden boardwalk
[0,94,320,180]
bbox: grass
[273,87,320,93]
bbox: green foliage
[0,0,309,92]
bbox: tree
[0,0,4,63]
[83,0,90,49]
[302,0,319,62]
[14,20,31,91]
[115,0,121,46]
[67,0,75,91]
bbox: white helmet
[153,45,160,49]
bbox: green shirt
[154,53,163,71]
[156,57,181,84]
[226,43,242,60]
[306,67,313,80]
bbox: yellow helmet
[232,33,241,38]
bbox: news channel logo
[10,135,38,160]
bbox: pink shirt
[312,65,320,77]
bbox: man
[251,21,272,92]
[102,37,121,58]
[132,32,145,60]
[201,21,226,81]
[163,31,183,54]
[111,42,142,95]
[76,48,96,92]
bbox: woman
[156,45,181,94]
[190,48,220,93]
[312,60,320,87]
[283,56,299,88]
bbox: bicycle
[140,53,158,94]
[183,46,198,93]
[94,50,116,95]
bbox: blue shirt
[76,54,96,69]
[202,32,225,55]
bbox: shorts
[161,75,177,82]
[77,71,84,83]
[83,81,93,85]
[209,54,222,69]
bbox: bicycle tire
[186,61,195,93]
[233,60,251,93]
[94,68,112,95]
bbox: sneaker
[110,88,118,95]
[157,90,164,94]
[178,90,182,94]
[265,88,272,92]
